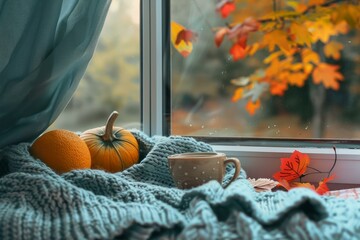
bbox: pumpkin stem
[102,111,118,141]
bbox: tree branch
[258,0,347,23]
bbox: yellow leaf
[291,63,303,71]
[334,20,350,35]
[248,42,260,56]
[260,21,277,32]
[289,22,312,47]
[262,30,292,54]
[302,49,320,65]
[264,51,282,64]
[296,4,308,13]
[286,0,299,10]
[332,4,360,28]
[305,19,337,43]
[171,21,193,58]
[324,41,344,60]
[288,72,308,87]
[303,63,314,74]
[312,63,344,90]
[231,88,244,102]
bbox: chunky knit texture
[0,130,360,239]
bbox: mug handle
[223,157,241,188]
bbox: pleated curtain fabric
[0,0,111,148]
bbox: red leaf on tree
[175,29,198,46]
[230,42,247,61]
[273,150,310,182]
[216,0,236,18]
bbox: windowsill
[213,145,360,187]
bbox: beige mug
[168,152,241,189]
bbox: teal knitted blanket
[0,131,359,240]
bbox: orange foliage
[172,0,359,115]
[312,63,344,90]
[273,150,335,195]
[245,100,260,115]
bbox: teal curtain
[0,0,111,148]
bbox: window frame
[141,0,360,187]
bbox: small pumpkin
[80,111,139,173]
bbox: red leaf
[316,175,335,195]
[216,0,236,18]
[175,29,198,46]
[237,35,247,48]
[273,150,310,182]
[230,43,247,61]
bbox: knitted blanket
[0,131,360,240]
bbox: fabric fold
[0,131,359,239]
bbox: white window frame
[141,0,360,187]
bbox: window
[55,0,360,188]
[166,0,360,187]
[51,0,141,132]
[170,0,360,141]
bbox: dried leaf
[248,178,279,192]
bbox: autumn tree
[172,0,360,138]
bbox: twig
[258,0,347,23]
[328,146,337,178]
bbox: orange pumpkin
[80,111,139,173]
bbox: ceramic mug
[168,152,241,189]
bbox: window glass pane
[51,0,141,132]
[170,0,360,139]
